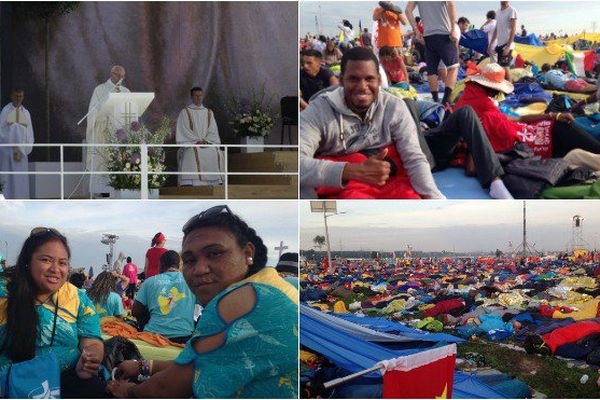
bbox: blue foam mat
[433,168,491,199]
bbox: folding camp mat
[434,168,491,199]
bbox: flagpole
[323,365,380,389]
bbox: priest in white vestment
[176,87,224,186]
[0,89,34,199]
[85,65,130,196]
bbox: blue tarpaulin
[515,34,544,47]
[501,82,553,108]
[459,30,489,56]
[331,312,464,344]
[574,114,600,140]
[301,305,508,398]
[434,168,491,199]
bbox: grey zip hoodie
[300,87,444,199]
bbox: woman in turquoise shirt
[87,271,125,319]
[0,228,105,397]
[107,205,298,398]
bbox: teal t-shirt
[174,268,298,398]
[0,278,102,372]
[135,271,195,338]
[94,291,125,319]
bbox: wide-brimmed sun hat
[468,63,514,94]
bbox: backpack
[545,94,573,113]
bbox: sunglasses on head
[182,205,233,234]
[29,227,61,238]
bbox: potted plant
[102,118,170,199]
[226,86,277,153]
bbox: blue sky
[0,201,298,274]
[300,1,600,38]
[300,201,600,253]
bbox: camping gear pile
[301,253,600,397]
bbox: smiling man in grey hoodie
[300,47,445,199]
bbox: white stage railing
[0,143,298,199]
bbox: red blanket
[455,82,553,158]
[542,320,600,353]
[316,144,422,199]
[424,298,465,318]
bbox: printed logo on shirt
[158,287,187,315]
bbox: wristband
[556,112,562,121]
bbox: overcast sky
[300,201,600,254]
[300,1,600,38]
[0,201,298,274]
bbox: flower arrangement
[102,118,171,190]
[225,86,278,138]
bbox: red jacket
[455,82,554,158]
[455,82,520,152]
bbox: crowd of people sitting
[300,1,600,200]
[0,206,299,398]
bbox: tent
[300,305,508,398]
[459,29,489,56]
[515,34,544,47]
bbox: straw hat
[468,63,514,94]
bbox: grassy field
[459,340,599,398]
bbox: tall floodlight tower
[571,215,589,252]
[514,201,540,257]
[100,233,119,271]
[310,201,347,273]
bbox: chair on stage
[280,96,298,146]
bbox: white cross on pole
[275,240,288,259]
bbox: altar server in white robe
[176,87,224,186]
[85,65,130,196]
[0,89,34,199]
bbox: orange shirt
[374,7,404,48]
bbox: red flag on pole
[381,345,456,398]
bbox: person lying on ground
[455,63,600,158]
[539,63,597,93]
[300,47,444,199]
[571,79,600,111]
